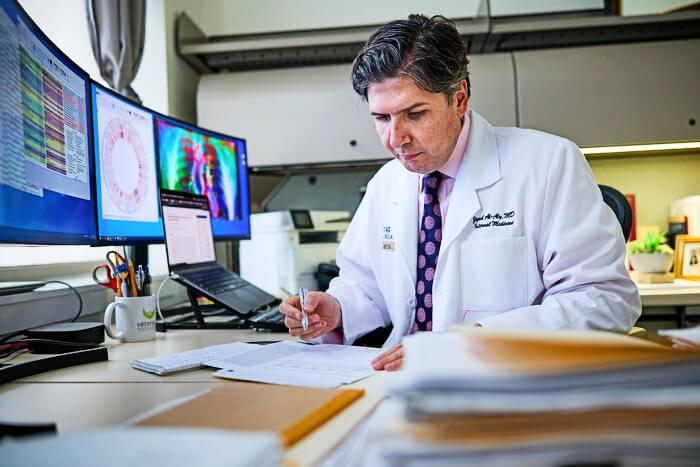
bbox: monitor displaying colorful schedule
[91,82,162,244]
[156,115,251,240]
[0,0,96,244]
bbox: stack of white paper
[206,341,382,388]
[336,329,700,466]
[0,427,281,467]
[132,342,255,375]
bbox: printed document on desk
[133,342,256,375]
[207,341,382,388]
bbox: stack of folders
[351,328,700,467]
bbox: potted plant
[628,232,674,273]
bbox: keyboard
[180,268,247,294]
[248,307,287,332]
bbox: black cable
[1,338,99,360]
[0,282,83,353]
[13,338,99,348]
[41,280,83,322]
[0,344,27,360]
[0,330,26,344]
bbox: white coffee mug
[103,296,157,342]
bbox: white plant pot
[629,253,674,273]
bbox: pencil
[116,257,123,297]
[128,260,138,297]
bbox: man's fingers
[384,358,403,372]
[279,299,301,317]
[285,311,323,331]
[372,343,403,370]
[380,346,403,365]
[303,292,322,312]
[377,343,402,358]
[284,315,301,329]
[299,321,328,341]
[671,337,699,348]
[673,341,697,350]
[288,319,326,338]
[280,298,310,323]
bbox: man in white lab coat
[279,14,641,370]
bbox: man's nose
[388,120,410,149]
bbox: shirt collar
[437,112,471,180]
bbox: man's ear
[454,80,469,115]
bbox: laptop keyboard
[248,307,286,332]
[251,308,285,324]
[180,268,247,294]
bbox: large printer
[239,210,350,298]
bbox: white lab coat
[325,111,641,347]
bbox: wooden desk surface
[0,329,389,467]
[11,329,293,383]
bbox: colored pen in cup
[299,287,309,332]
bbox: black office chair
[316,262,393,347]
[599,185,632,241]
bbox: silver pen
[299,287,309,331]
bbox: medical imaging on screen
[156,119,242,223]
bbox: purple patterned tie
[414,171,442,333]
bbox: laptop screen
[161,190,216,267]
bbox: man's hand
[371,342,403,371]
[279,291,342,341]
[671,336,700,350]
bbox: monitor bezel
[0,0,97,245]
[152,112,252,241]
[89,80,165,246]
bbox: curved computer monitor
[90,82,163,244]
[0,0,96,244]
[155,114,251,240]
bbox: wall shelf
[177,11,700,73]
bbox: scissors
[92,263,118,292]
[105,250,126,271]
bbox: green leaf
[627,231,673,254]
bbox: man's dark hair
[351,14,470,103]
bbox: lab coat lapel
[388,167,420,283]
[441,111,502,254]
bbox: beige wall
[163,0,204,123]
[589,153,700,230]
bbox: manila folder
[136,382,364,447]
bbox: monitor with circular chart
[91,82,162,244]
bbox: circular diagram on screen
[101,119,149,214]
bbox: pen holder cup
[103,295,157,342]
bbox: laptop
[160,189,278,316]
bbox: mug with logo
[103,296,157,342]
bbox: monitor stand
[125,244,148,271]
[156,287,249,332]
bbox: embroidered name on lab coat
[473,210,515,229]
